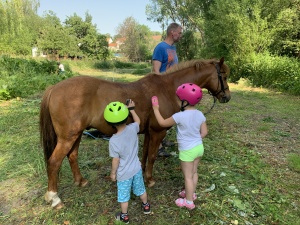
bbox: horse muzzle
[220,95,231,103]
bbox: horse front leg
[144,130,166,187]
[141,132,150,172]
[67,134,88,187]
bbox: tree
[146,0,208,40]
[37,11,72,59]
[200,0,273,62]
[65,12,109,59]
[0,0,41,55]
[176,30,201,60]
[146,0,207,59]
[116,17,152,61]
[269,7,300,57]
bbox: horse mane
[141,58,223,79]
[163,59,219,74]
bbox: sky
[37,0,162,36]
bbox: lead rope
[203,63,221,115]
[204,95,217,115]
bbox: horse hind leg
[45,191,63,209]
[45,135,85,209]
[45,140,71,209]
[68,134,88,187]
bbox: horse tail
[39,86,57,163]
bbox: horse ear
[219,57,224,67]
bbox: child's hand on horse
[126,99,135,108]
[152,96,159,109]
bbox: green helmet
[104,101,129,125]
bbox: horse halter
[204,63,229,115]
[211,63,229,97]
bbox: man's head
[166,23,183,43]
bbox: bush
[93,60,150,70]
[113,60,134,69]
[228,53,300,95]
[0,56,74,100]
[132,68,152,75]
[94,61,114,69]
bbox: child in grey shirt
[104,100,151,224]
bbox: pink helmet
[176,83,203,105]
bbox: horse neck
[169,65,213,89]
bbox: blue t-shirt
[152,41,178,73]
[109,122,141,181]
[172,110,206,151]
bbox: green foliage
[131,67,152,75]
[228,53,300,95]
[114,60,136,69]
[202,0,271,61]
[117,17,152,61]
[0,0,41,56]
[64,13,109,60]
[0,56,74,100]
[93,60,149,70]
[287,153,300,172]
[177,30,202,60]
[37,12,80,59]
[269,7,300,57]
[0,79,299,224]
[94,61,115,69]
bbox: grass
[287,153,300,172]
[0,67,299,225]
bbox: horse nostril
[221,95,230,103]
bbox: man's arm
[152,60,162,74]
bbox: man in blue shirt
[152,22,183,157]
[152,23,182,74]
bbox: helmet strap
[180,101,189,111]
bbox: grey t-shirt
[109,122,141,181]
[172,109,206,151]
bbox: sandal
[175,198,195,210]
[178,190,197,200]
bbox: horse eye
[118,106,121,111]
[109,108,113,112]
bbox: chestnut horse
[40,57,231,209]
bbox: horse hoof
[80,179,88,187]
[53,202,64,210]
[147,180,156,187]
[74,179,88,187]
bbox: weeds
[287,153,300,172]
[0,71,299,225]
[0,56,73,100]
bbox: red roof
[152,35,162,41]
